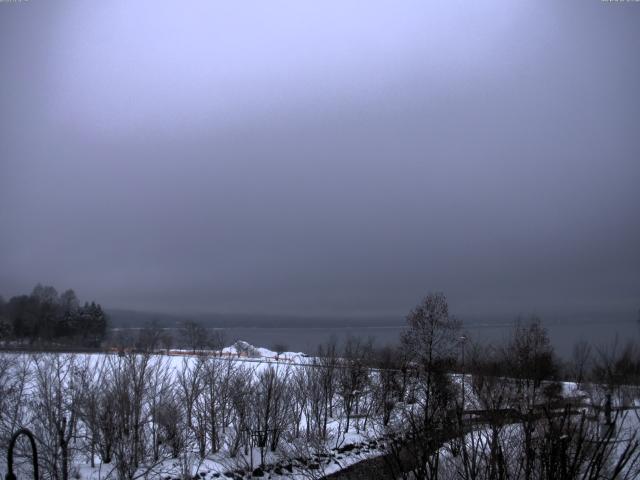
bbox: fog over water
[113,317,639,359]
[1,1,639,327]
[111,309,640,358]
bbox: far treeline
[0,284,107,346]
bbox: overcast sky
[1,0,639,318]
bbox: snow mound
[221,340,308,363]
[222,340,261,357]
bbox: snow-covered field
[0,342,389,480]
[3,342,640,480]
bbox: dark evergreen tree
[0,295,12,340]
[3,285,108,345]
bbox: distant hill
[106,307,637,329]
[106,309,182,328]
[106,309,406,329]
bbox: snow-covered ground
[0,342,387,480]
[3,342,639,479]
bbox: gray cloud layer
[1,0,639,317]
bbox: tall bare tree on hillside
[386,292,461,480]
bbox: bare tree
[300,359,328,441]
[180,320,211,352]
[338,336,372,433]
[177,357,205,452]
[570,340,592,387]
[371,346,402,427]
[201,355,239,453]
[251,364,293,458]
[154,387,183,459]
[0,354,31,448]
[385,292,461,480]
[136,321,170,352]
[146,355,174,462]
[107,352,157,480]
[228,364,255,457]
[76,356,109,468]
[505,317,558,411]
[449,341,513,480]
[316,337,339,439]
[30,354,83,480]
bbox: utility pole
[459,335,467,413]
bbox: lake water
[221,319,640,358]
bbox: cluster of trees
[380,293,640,480]
[1,325,413,480]
[0,345,389,480]
[0,284,107,346]
[121,319,225,353]
[2,291,640,479]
